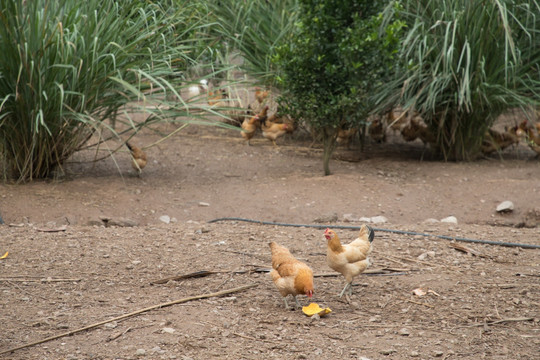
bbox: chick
[126,142,147,176]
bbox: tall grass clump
[207,0,299,86]
[0,0,221,182]
[377,0,540,160]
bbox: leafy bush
[0,0,222,181]
[377,0,540,160]
[274,0,402,174]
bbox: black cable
[208,217,540,250]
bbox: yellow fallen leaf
[302,303,332,317]
[0,251,8,259]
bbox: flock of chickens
[270,225,374,309]
[124,84,540,176]
[206,87,296,147]
[365,108,540,157]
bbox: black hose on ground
[207,217,540,250]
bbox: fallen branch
[0,278,81,283]
[34,225,68,233]
[448,243,489,258]
[464,317,534,328]
[150,268,270,285]
[0,283,257,356]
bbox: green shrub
[274,0,402,175]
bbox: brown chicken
[126,142,147,176]
[255,88,270,104]
[516,123,540,156]
[324,225,374,298]
[337,127,359,148]
[269,241,314,309]
[240,106,268,145]
[261,112,290,146]
[368,117,386,143]
[481,128,519,155]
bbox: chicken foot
[283,295,302,310]
[339,282,353,298]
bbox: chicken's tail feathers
[359,224,375,243]
[367,225,374,243]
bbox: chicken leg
[283,295,302,310]
[339,282,353,298]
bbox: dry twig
[0,284,257,356]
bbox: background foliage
[0,0,225,182]
[274,0,403,174]
[377,0,540,160]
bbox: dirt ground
[1,122,540,360]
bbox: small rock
[343,213,359,222]
[434,350,444,357]
[424,218,439,224]
[410,351,420,357]
[523,208,540,227]
[162,327,175,334]
[313,213,338,223]
[159,215,171,224]
[152,346,165,355]
[370,216,388,224]
[496,201,514,213]
[87,218,105,227]
[310,313,321,322]
[380,349,395,355]
[108,217,138,227]
[135,348,146,356]
[104,321,118,329]
[198,202,210,207]
[398,328,411,336]
[441,216,458,224]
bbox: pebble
[162,327,175,334]
[159,215,171,224]
[434,350,444,357]
[496,201,514,213]
[198,202,210,207]
[135,348,146,356]
[441,216,458,224]
[410,351,420,357]
[313,213,338,223]
[399,328,411,336]
[380,349,395,355]
[370,216,388,224]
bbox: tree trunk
[322,129,338,176]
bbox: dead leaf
[0,251,8,259]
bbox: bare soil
[1,123,540,360]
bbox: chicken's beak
[307,290,313,298]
